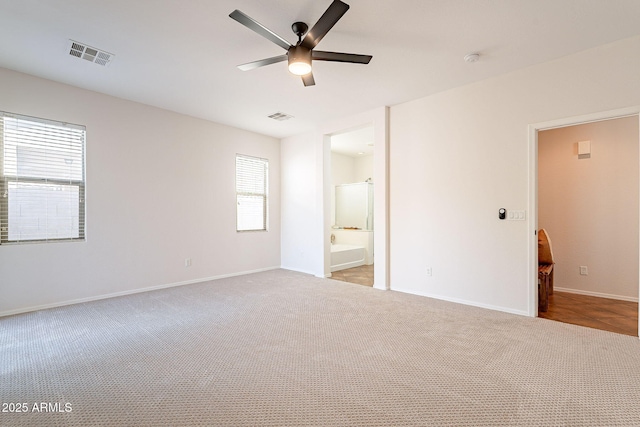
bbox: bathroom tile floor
[330,264,374,287]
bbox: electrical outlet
[185,258,192,267]
[426,267,432,277]
[580,266,588,276]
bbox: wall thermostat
[499,208,506,220]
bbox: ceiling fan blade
[313,51,372,64]
[229,10,291,51]
[238,55,288,71]
[301,0,349,50]
[301,72,316,87]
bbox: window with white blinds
[236,154,268,232]
[0,112,86,244]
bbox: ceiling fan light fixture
[288,45,312,76]
[288,61,311,76]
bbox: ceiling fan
[229,0,372,87]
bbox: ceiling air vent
[267,112,294,121]
[68,40,114,66]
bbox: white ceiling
[1,0,639,139]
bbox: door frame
[528,106,640,336]
[320,107,390,290]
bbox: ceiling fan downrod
[291,22,308,44]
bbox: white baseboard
[554,286,639,303]
[279,265,320,277]
[391,287,530,317]
[0,266,281,318]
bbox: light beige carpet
[1,269,640,426]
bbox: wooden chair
[538,228,555,312]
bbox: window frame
[0,112,86,245]
[235,154,269,232]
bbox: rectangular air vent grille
[68,40,114,67]
[268,112,294,121]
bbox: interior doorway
[319,107,389,290]
[531,109,640,336]
[328,125,375,287]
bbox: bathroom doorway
[329,125,375,286]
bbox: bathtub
[330,244,365,272]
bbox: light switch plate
[507,210,526,220]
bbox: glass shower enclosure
[334,182,374,230]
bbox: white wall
[354,154,374,183]
[0,67,281,316]
[330,152,373,186]
[390,36,640,315]
[280,132,325,276]
[281,107,389,287]
[538,117,639,301]
[331,152,356,185]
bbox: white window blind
[236,154,268,232]
[0,112,86,244]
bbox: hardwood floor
[330,270,638,336]
[330,264,374,287]
[539,291,638,337]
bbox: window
[0,112,86,244]
[236,154,268,232]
